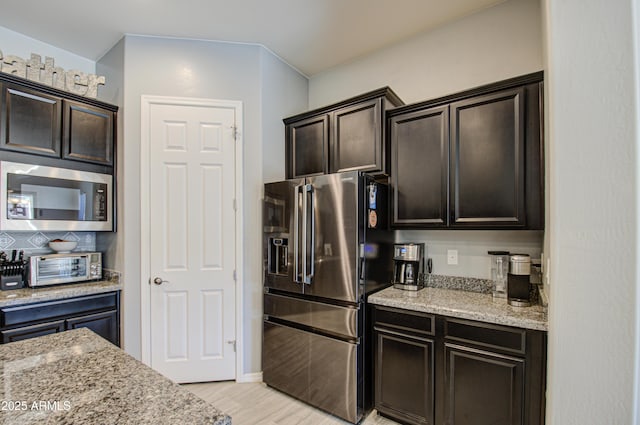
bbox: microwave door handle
[304,184,314,285]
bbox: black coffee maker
[392,243,424,291]
[508,254,531,307]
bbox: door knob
[153,277,168,285]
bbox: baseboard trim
[236,372,263,383]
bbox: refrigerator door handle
[301,183,306,284]
[304,184,315,284]
[293,184,303,283]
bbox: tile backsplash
[0,231,96,255]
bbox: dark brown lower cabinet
[66,309,119,345]
[375,329,434,424]
[444,344,524,425]
[373,306,546,425]
[0,291,120,346]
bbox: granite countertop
[0,328,230,424]
[369,286,547,331]
[0,279,123,308]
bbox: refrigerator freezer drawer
[263,320,361,423]
[264,293,358,339]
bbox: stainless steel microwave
[0,161,113,231]
[29,252,102,287]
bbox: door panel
[148,99,237,383]
[164,291,188,360]
[304,173,359,302]
[164,163,189,269]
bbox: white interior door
[145,97,238,383]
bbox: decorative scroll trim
[0,49,105,99]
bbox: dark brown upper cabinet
[286,114,329,178]
[0,82,62,157]
[63,100,114,166]
[284,87,403,179]
[0,73,117,170]
[390,105,449,227]
[450,88,525,228]
[331,98,382,173]
[388,72,544,230]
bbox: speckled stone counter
[0,328,230,424]
[369,286,547,331]
[0,279,122,307]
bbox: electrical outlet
[447,249,458,265]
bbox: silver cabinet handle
[153,277,168,285]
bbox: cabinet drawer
[444,318,526,355]
[374,306,435,336]
[1,292,118,327]
[1,320,65,343]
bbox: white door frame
[139,95,244,380]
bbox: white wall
[0,26,95,75]
[544,0,637,423]
[254,49,308,372]
[260,48,308,183]
[309,0,542,108]
[397,230,543,279]
[309,0,544,279]
[97,36,307,378]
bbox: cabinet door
[1,320,65,343]
[0,83,62,157]
[63,100,114,165]
[375,329,434,425]
[390,106,449,227]
[286,114,329,178]
[450,88,526,228]
[331,98,383,173]
[66,309,119,345]
[444,343,524,425]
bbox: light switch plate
[447,249,458,265]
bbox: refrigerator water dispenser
[268,237,288,276]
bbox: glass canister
[488,251,510,298]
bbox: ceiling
[0,0,506,76]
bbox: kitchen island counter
[369,286,547,331]
[0,328,230,424]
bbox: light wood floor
[183,381,400,425]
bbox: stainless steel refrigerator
[262,171,393,424]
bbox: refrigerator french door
[262,171,392,424]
